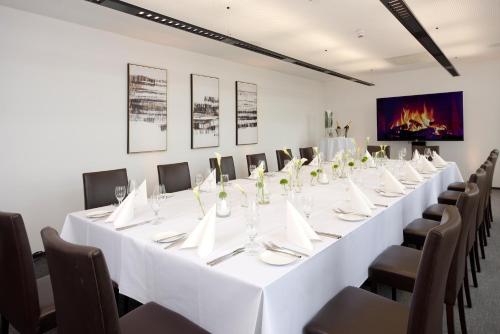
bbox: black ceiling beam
[85,0,375,86]
[380,0,459,76]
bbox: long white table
[61,161,463,334]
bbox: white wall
[0,6,324,251]
[324,60,500,186]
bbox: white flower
[282,147,292,158]
[214,152,222,169]
[192,186,201,199]
[234,183,246,194]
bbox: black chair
[367,145,391,159]
[157,162,191,193]
[304,206,461,334]
[412,145,439,156]
[209,156,236,181]
[276,149,293,171]
[0,212,56,334]
[246,153,268,175]
[83,168,128,209]
[299,147,314,165]
[40,227,209,334]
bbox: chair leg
[392,287,397,301]
[479,229,486,259]
[469,252,478,287]
[485,210,491,237]
[474,240,481,273]
[446,304,455,334]
[1,315,8,334]
[463,261,472,308]
[489,196,493,223]
[458,288,468,334]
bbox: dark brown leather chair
[276,149,293,171]
[299,147,314,165]
[371,188,477,334]
[209,156,236,181]
[367,145,391,159]
[304,206,461,334]
[412,145,439,156]
[157,162,191,193]
[83,168,128,210]
[246,153,268,175]
[0,212,56,334]
[40,227,208,334]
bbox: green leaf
[361,156,368,163]
[310,171,318,177]
[256,181,264,189]
[279,178,289,185]
[348,161,355,167]
[218,191,228,199]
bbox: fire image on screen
[377,91,464,141]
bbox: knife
[207,247,245,266]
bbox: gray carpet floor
[8,191,500,333]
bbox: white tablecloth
[319,137,356,161]
[61,161,462,334]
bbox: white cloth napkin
[364,150,376,167]
[181,205,216,258]
[200,170,216,192]
[347,178,374,216]
[412,149,421,162]
[382,167,406,194]
[419,156,437,173]
[432,151,447,167]
[249,161,264,180]
[310,155,319,166]
[281,159,293,173]
[403,162,423,182]
[286,201,320,250]
[134,180,148,209]
[105,190,135,228]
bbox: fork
[267,241,309,257]
[263,242,302,258]
[333,208,370,218]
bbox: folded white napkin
[200,170,216,192]
[134,180,148,209]
[403,162,423,182]
[181,205,216,258]
[281,159,293,173]
[310,155,319,166]
[382,167,406,194]
[432,151,447,167]
[286,201,321,250]
[347,178,374,216]
[419,156,437,173]
[412,149,421,162]
[364,150,376,167]
[249,161,264,180]
[105,189,135,228]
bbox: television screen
[377,91,464,141]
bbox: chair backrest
[246,153,268,175]
[407,206,461,334]
[83,168,128,210]
[41,227,120,334]
[487,153,498,189]
[444,183,479,305]
[479,162,493,221]
[209,156,236,181]
[413,145,439,156]
[157,162,191,193]
[0,212,41,334]
[367,145,391,159]
[276,149,292,171]
[299,147,314,165]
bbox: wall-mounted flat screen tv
[377,91,464,141]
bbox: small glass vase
[310,176,317,186]
[216,188,231,217]
[281,183,289,196]
[292,168,303,193]
[318,172,329,185]
[256,181,270,205]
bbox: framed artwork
[127,63,167,153]
[191,74,220,148]
[236,81,258,145]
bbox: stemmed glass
[302,194,314,220]
[222,174,230,185]
[258,160,266,171]
[424,147,432,160]
[401,147,407,160]
[195,174,204,187]
[128,179,136,195]
[245,200,260,255]
[249,164,257,175]
[150,187,162,225]
[115,186,126,205]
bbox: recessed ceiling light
[138,11,144,15]
[154,16,159,20]
[161,18,166,22]
[146,13,152,17]
[168,20,173,24]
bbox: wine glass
[158,184,166,200]
[115,186,126,205]
[401,147,407,160]
[424,147,432,160]
[249,164,257,174]
[128,179,136,195]
[302,194,314,220]
[258,160,266,171]
[245,200,260,255]
[195,174,204,187]
[150,188,162,225]
[222,174,230,185]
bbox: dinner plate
[376,190,403,198]
[259,250,298,266]
[152,230,181,242]
[400,180,420,185]
[336,213,366,222]
[86,209,114,218]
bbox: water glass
[302,194,314,219]
[150,189,162,225]
[245,200,260,255]
[424,147,432,160]
[128,179,136,195]
[222,174,230,185]
[401,147,407,159]
[195,174,204,187]
[258,160,266,171]
[249,164,257,174]
[115,186,126,205]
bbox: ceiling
[2,0,500,82]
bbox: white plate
[86,209,114,218]
[152,230,181,242]
[336,213,366,222]
[259,250,298,266]
[376,191,403,198]
[400,179,420,185]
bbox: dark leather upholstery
[403,218,439,248]
[276,149,292,171]
[157,162,191,193]
[209,156,236,181]
[83,168,128,210]
[0,212,56,334]
[422,203,450,221]
[305,206,461,334]
[41,227,208,334]
[367,145,391,159]
[299,147,315,165]
[438,190,461,205]
[246,153,268,175]
[448,181,466,192]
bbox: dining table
[61,160,463,334]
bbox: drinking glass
[150,188,162,225]
[302,194,314,219]
[401,147,407,159]
[249,164,257,174]
[245,200,260,255]
[195,174,204,187]
[258,160,266,171]
[222,174,230,185]
[158,184,166,200]
[115,186,126,205]
[424,148,432,160]
[128,179,136,195]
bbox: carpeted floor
[8,191,500,333]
